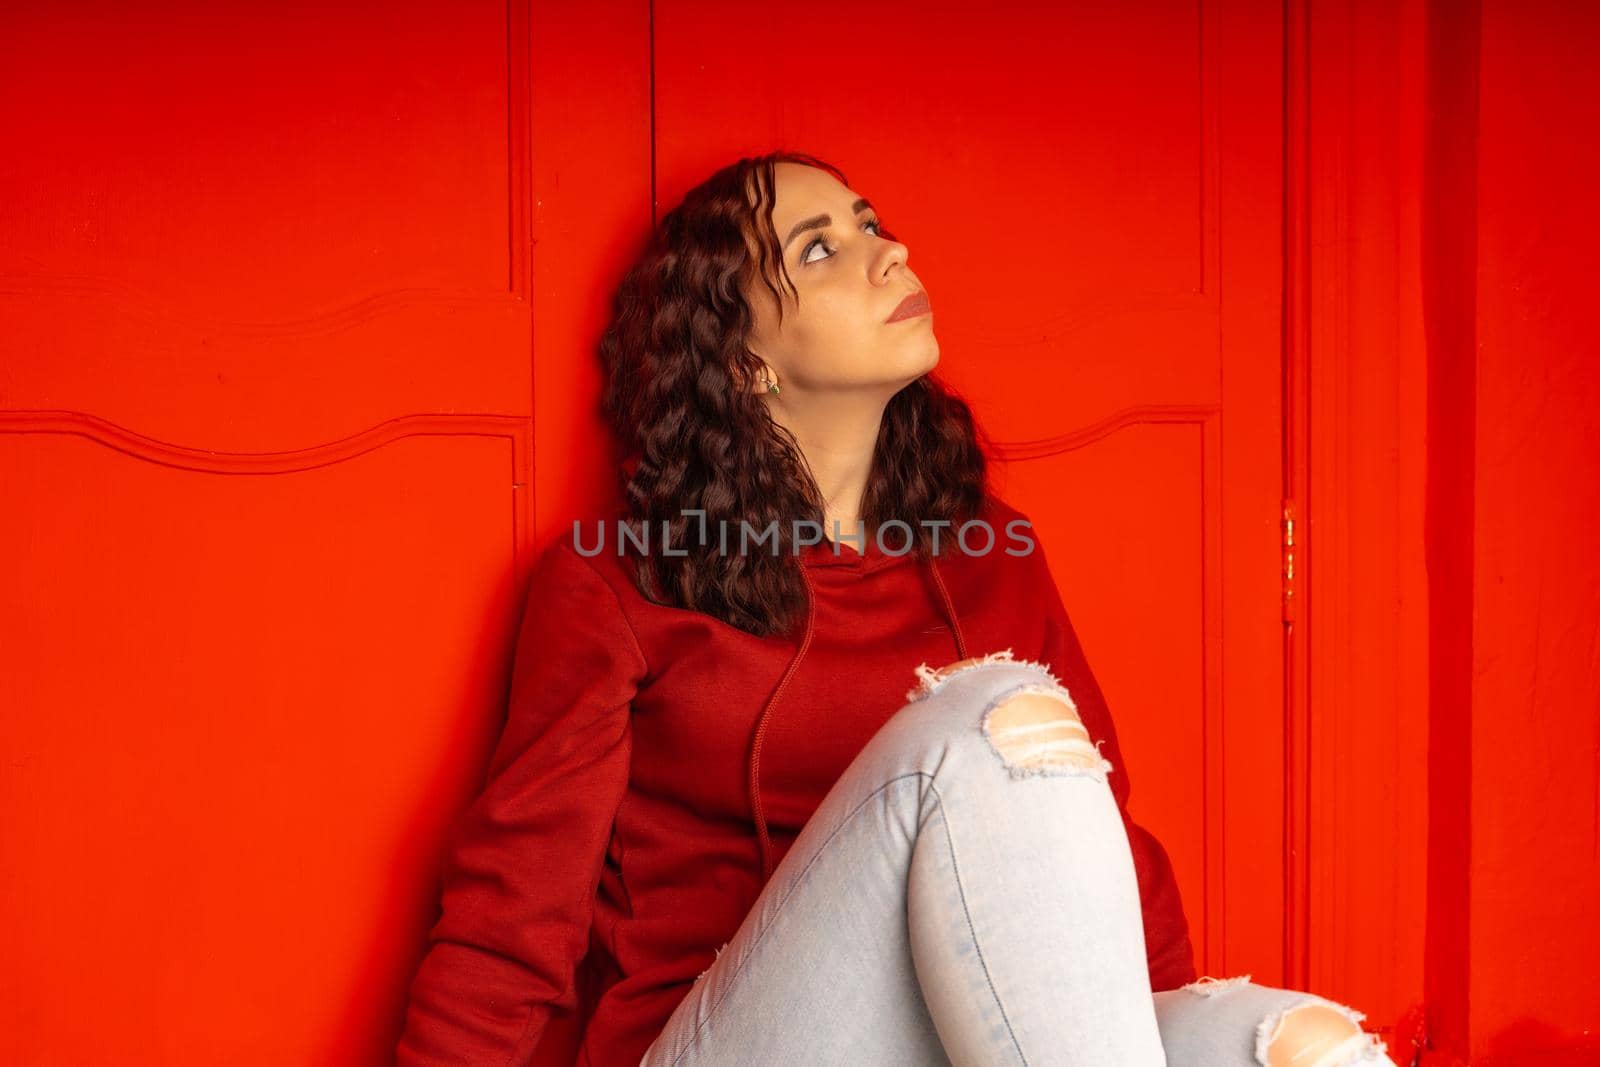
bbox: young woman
[397,152,1397,1067]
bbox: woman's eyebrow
[782,198,875,251]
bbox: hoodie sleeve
[397,540,648,1066]
[1026,533,1200,993]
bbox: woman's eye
[802,218,887,265]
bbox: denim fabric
[640,657,1397,1067]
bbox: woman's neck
[769,392,887,546]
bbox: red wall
[0,1,1595,1062]
[1423,1,1600,1062]
[1465,0,1598,1061]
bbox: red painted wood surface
[0,1,1593,1063]
[1439,1,1600,1062]
[647,0,1298,1046]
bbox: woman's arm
[396,540,648,1065]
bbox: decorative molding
[0,409,535,586]
[507,0,533,302]
[991,403,1221,460]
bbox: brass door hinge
[1282,499,1299,623]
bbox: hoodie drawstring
[746,549,968,884]
[746,563,817,883]
[925,551,969,662]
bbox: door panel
[0,2,543,1063]
[653,0,1286,991]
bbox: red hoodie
[396,494,1197,1066]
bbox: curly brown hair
[598,150,993,638]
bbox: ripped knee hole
[1259,1000,1389,1067]
[981,685,1114,779]
[1183,976,1392,1067]
[1182,977,1393,1067]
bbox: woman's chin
[861,338,940,390]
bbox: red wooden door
[0,2,553,1063]
[651,0,1290,1014]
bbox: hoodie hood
[618,450,970,884]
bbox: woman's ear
[740,355,778,396]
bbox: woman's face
[741,162,938,396]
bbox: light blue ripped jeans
[640,651,1398,1067]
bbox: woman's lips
[885,290,932,323]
